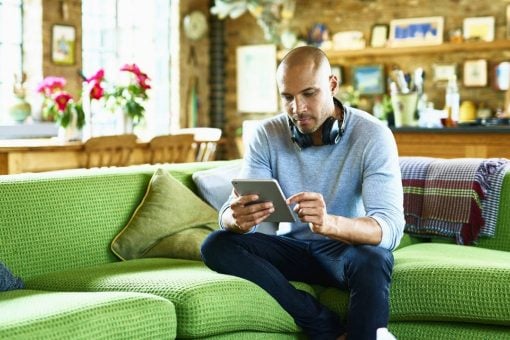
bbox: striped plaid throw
[400,157,509,245]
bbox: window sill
[0,122,58,139]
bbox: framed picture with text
[388,16,444,47]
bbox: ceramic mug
[391,92,418,127]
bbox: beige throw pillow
[111,168,219,261]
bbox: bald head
[276,46,331,82]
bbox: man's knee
[200,229,230,264]
[345,245,394,279]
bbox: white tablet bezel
[231,178,298,223]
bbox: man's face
[277,62,337,135]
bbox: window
[0,0,23,123]
[82,0,173,138]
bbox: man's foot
[377,328,396,340]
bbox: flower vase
[58,114,82,142]
[115,109,133,134]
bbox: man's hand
[227,193,274,233]
[286,192,334,236]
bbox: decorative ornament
[183,11,209,41]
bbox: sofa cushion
[24,258,314,338]
[0,289,176,339]
[192,161,242,210]
[391,243,510,325]
[111,169,219,261]
[192,161,278,235]
[0,262,24,291]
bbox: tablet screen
[231,179,298,223]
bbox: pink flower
[54,92,73,111]
[120,63,142,76]
[136,73,151,90]
[86,69,105,83]
[37,76,66,95]
[119,63,151,90]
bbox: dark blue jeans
[201,230,394,340]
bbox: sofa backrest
[0,161,232,280]
[471,173,510,252]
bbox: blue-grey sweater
[220,106,405,251]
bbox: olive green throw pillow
[111,168,219,261]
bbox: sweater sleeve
[361,124,405,251]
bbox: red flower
[89,81,104,100]
[54,92,73,111]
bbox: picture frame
[388,16,444,47]
[507,5,510,39]
[493,61,510,91]
[463,59,488,87]
[51,24,76,65]
[236,44,278,113]
[352,64,385,95]
[463,16,495,42]
[370,24,389,48]
[432,63,457,82]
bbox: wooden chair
[149,134,196,164]
[83,134,138,168]
[175,127,222,162]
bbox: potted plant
[37,76,85,141]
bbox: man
[201,46,404,340]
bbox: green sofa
[0,160,509,339]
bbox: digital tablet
[231,179,298,223]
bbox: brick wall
[42,0,82,98]
[222,0,510,155]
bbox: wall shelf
[278,40,510,60]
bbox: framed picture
[388,16,444,47]
[51,24,76,65]
[236,44,278,113]
[331,65,343,85]
[493,61,510,91]
[463,16,495,42]
[463,59,488,87]
[507,5,510,39]
[370,24,389,48]
[352,64,385,95]
[432,63,457,82]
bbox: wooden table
[0,138,150,175]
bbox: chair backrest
[176,127,222,162]
[149,134,196,164]
[83,134,138,168]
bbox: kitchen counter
[391,127,510,158]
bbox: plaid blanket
[400,157,509,245]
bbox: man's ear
[329,74,339,96]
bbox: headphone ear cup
[288,118,313,148]
[291,125,313,148]
[321,117,341,145]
